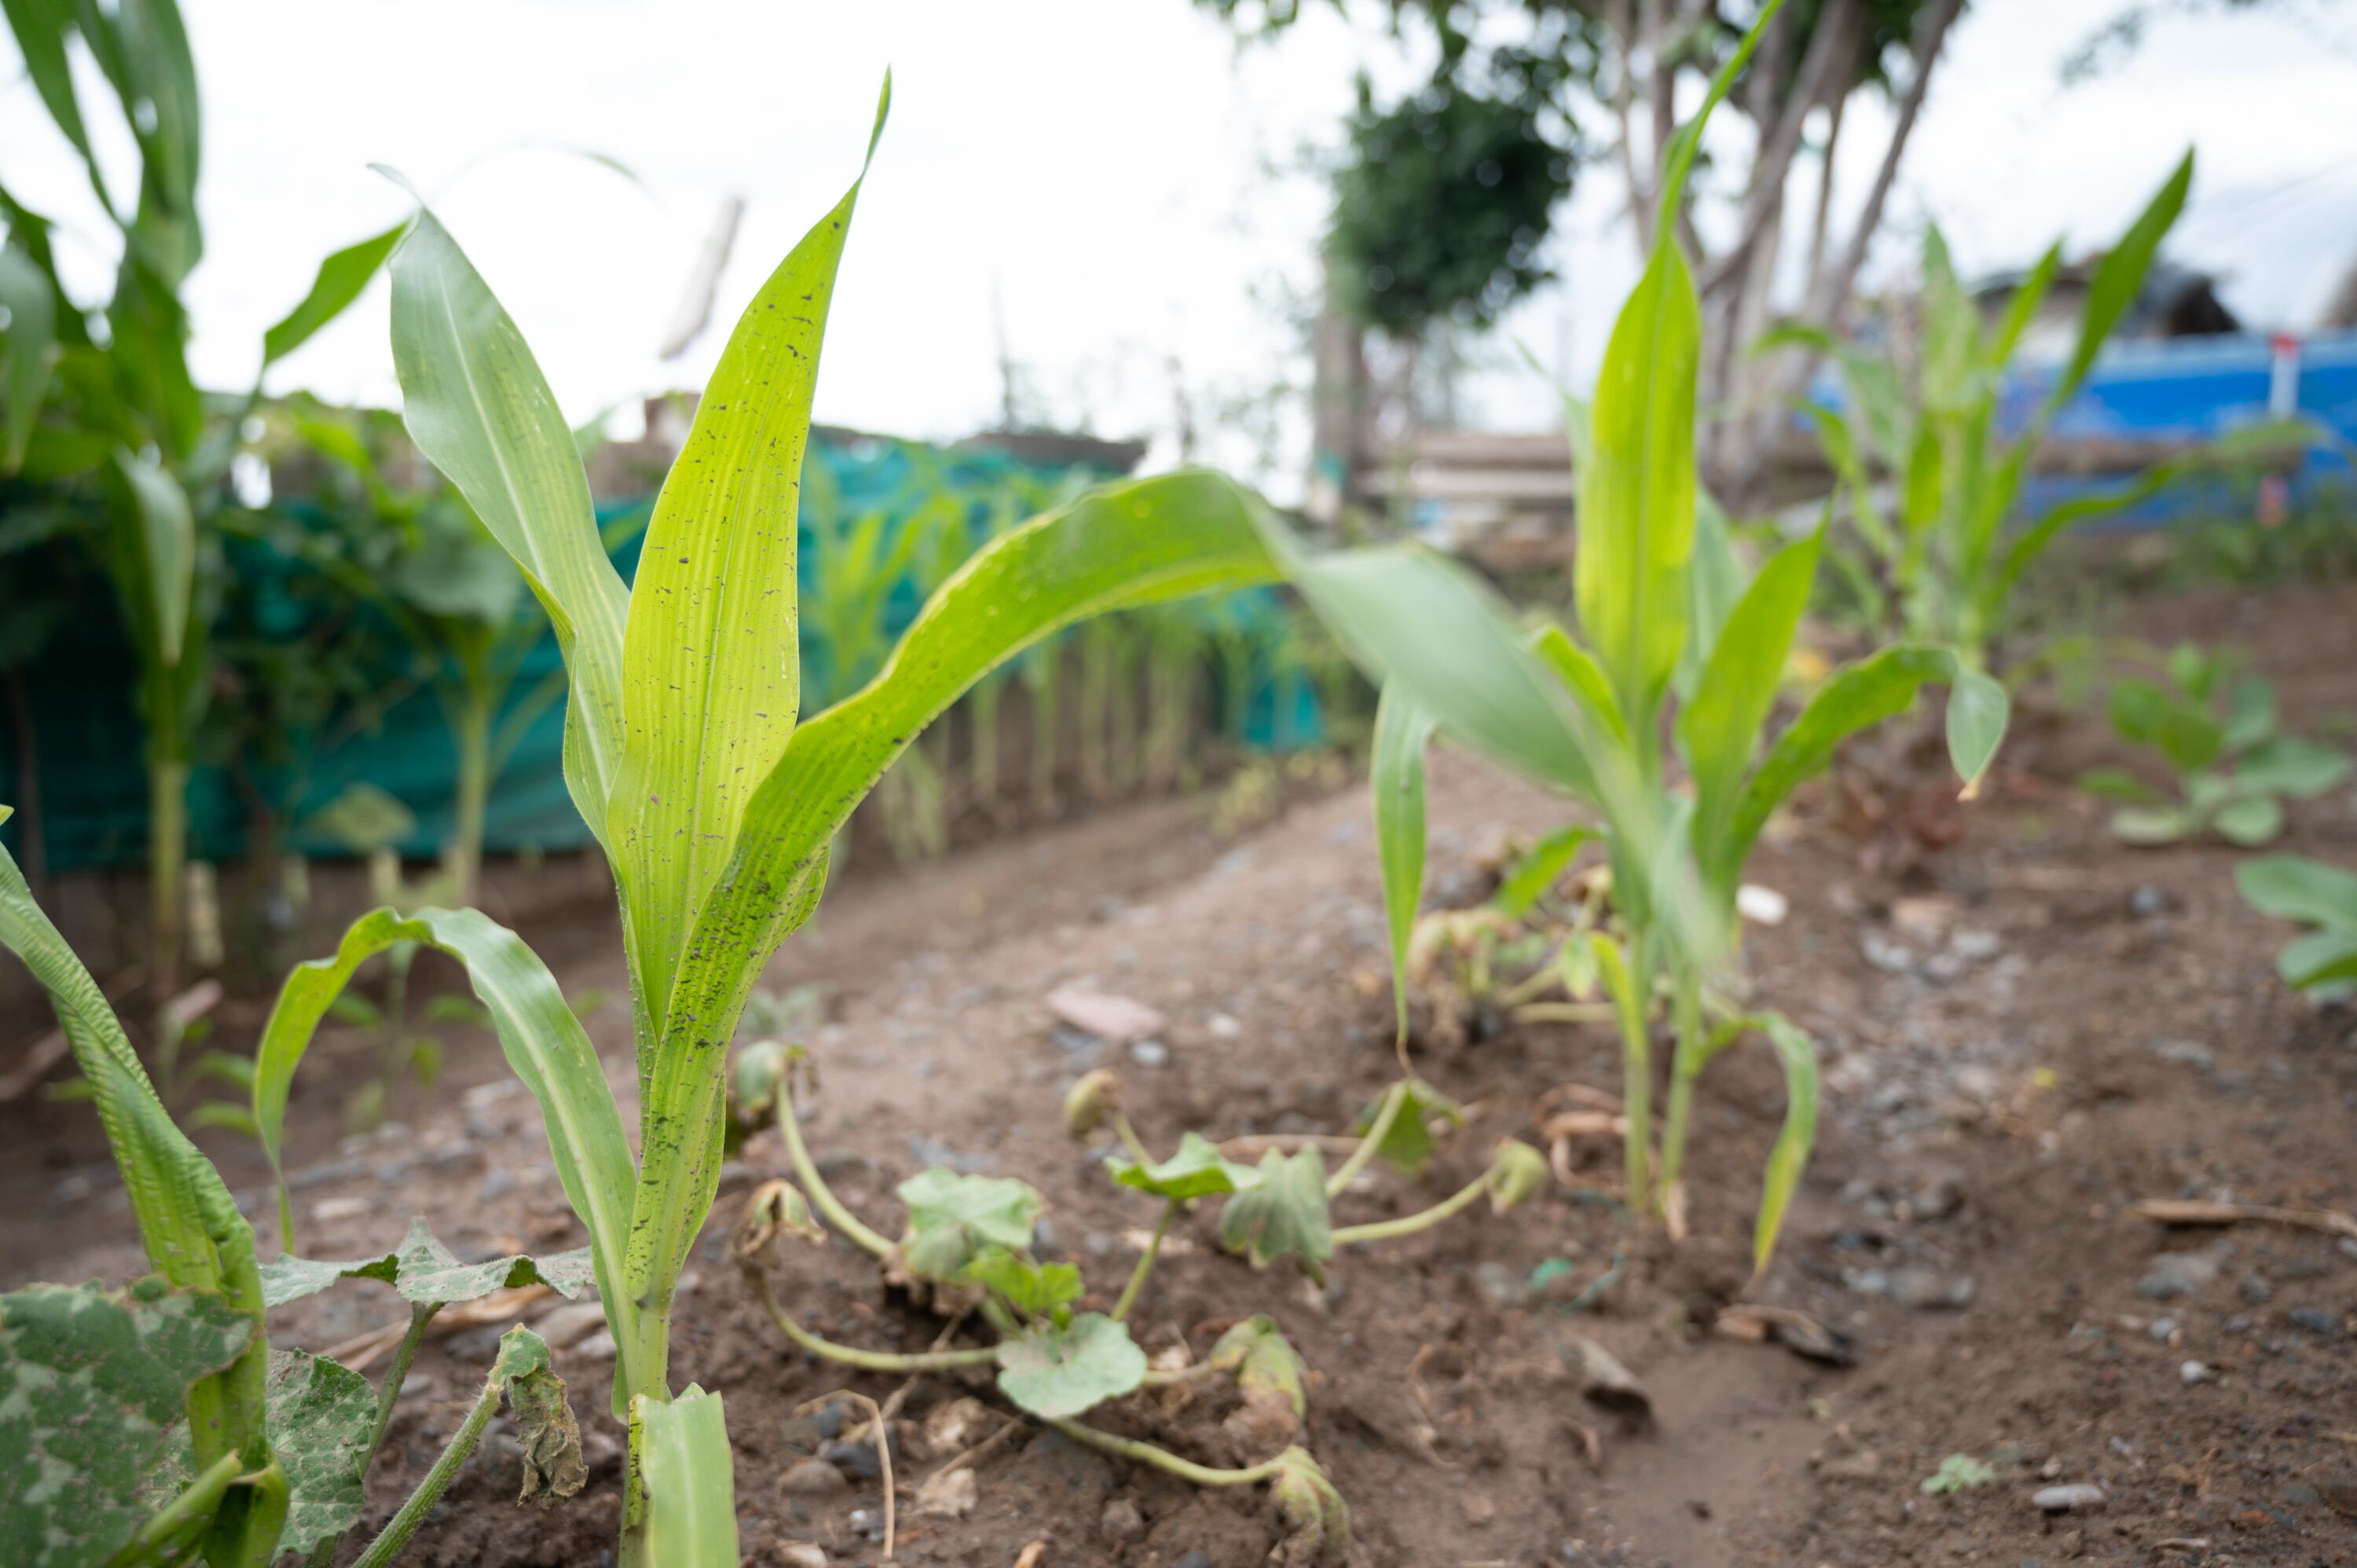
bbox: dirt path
[6,583,2355,1567]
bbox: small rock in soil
[779,1457,851,1497]
[572,1330,616,1362]
[1886,1267,1976,1310]
[2179,1360,2211,1386]
[849,1508,885,1541]
[914,1465,977,1519]
[2287,1307,2344,1336]
[533,1301,609,1350]
[1100,1497,1146,1545]
[2238,1272,2271,1305]
[924,1398,992,1456]
[1129,1039,1170,1068]
[1174,1555,1215,1568]
[2136,1248,2223,1300]
[1459,1492,1497,1526]
[1044,984,1168,1046]
[2031,1484,2106,1514]
[773,1545,827,1568]
[779,1415,826,1453]
[2150,1039,2215,1070]
[821,1439,879,1481]
[1567,1338,1650,1423]
[1816,1449,1882,1482]
[2147,1317,2178,1341]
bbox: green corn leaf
[1490,823,1600,918]
[1530,622,1628,746]
[1649,0,1789,253]
[626,471,1278,1313]
[385,195,630,859]
[1219,1149,1333,1282]
[2238,855,2357,933]
[2052,151,2194,412]
[1,242,58,471]
[611,82,890,1035]
[261,1215,596,1310]
[1678,528,1822,852]
[895,1168,1043,1282]
[0,0,101,201]
[1988,242,2063,367]
[1576,240,1699,736]
[250,907,640,1415]
[1107,1131,1262,1203]
[104,446,195,667]
[1371,683,1435,1046]
[1919,226,1980,415]
[995,1311,1147,1420]
[261,220,408,372]
[0,1279,255,1568]
[0,835,269,1474]
[1678,489,1750,700]
[1712,646,2007,892]
[634,1387,738,1568]
[1746,1013,1819,1276]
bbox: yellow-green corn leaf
[1530,622,1627,748]
[0,242,57,471]
[612,82,890,1035]
[624,471,1281,1313]
[1710,646,2007,893]
[0,833,269,1477]
[386,198,629,858]
[1575,239,1699,735]
[1648,0,1787,253]
[1678,528,1823,852]
[1490,824,1600,918]
[261,220,407,372]
[1747,1013,1819,1276]
[1988,241,2062,366]
[1589,933,1651,1211]
[250,907,640,1413]
[2054,151,2194,408]
[1371,682,1435,1046]
[105,446,195,666]
[1677,490,1747,700]
[635,1387,738,1568]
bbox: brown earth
[3,579,2355,1568]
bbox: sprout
[1063,1068,1123,1139]
[1486,1138,1548,1214]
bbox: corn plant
[2080,643,2350,846]
[2237,854,2357,997]
[724,1038,1542,1565]
[1261,1,2007,1271]
[0,806,590,1567]
[243,85,1288,1566]
[1,0,402,992]
[1762,153,2195,672]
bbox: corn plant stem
[352,1352,509,1568]
[148,749,188,1000]
[1332,1171,1492,1247]
[746,1268,999,1373]
[775,1090,894,1259]
[1043,1417,1288,1487]
[1657,973,1706,1202]
[443,677,493,906]
[1617,935,1655,1217]
[1325,1082,1404,1198]
[1110,1200,1176,1322]
[102,1449,244,1568]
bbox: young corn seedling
[727,1039,1542,1566]
[1259,0,2007,1272]
[1762,150,2304,674]
[2236,854,2357,998]
[0,808,588,1568]
[2080,643,2350,846]
[244,83,1287,1568]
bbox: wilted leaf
[1350,1079,1463,1178]
[261,1215,595,1309]
[504,1339,587,1508]
[995,1311,1147,1419]
[1207,1314,1307,1422]
[1268,1447,1350,1566]
[896,1169,1043,1282]
[1219,1149,1333,1282]
[1107,1131,1262,1202]
[0,1280,255,1568]
[1486,1138,1549,1213]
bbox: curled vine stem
[1044,1416,1290,1487]
[1331,1170,1493,1248]
[1325,1081,1405,1198]
[744,1267,997,1375]
[775,1070,894,1258]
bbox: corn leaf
[0,833,268,1474]
[612,81,889,1035]
[385,197,629,858]
[1490,823,1600,918]
[249,907,640,1412]
[1371,682,1435,1046]
[1576,240,1699,735]
[1,242,57,471]
[104,446,195,666]
[261,220,407,372]
[1678,528,1822,852]
[2052,152,2194,411]
[624,471,1280,1312]
[1745,1013,1819,1276]
[634,1387,738,1568]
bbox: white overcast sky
[5,0,2355,494]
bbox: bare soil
[4,581,2355,1568]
